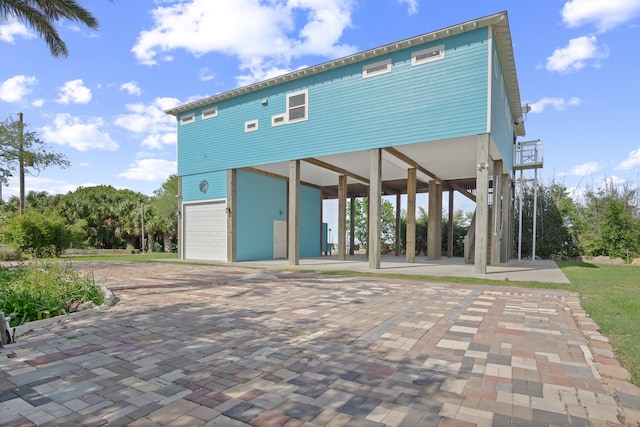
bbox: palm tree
[0,0,111,58]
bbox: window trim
[363,59,392,79]
[244,119,259,132]
[272,114,286,127]
[202,106,218,120]
[180,112,195,125]
[286,89,308,124]
[411,44,445,66]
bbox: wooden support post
[501,173,513,263]
[474,134,490,274]
[369,149,382,269]
[177,176,183,260]
[226,169,237,262]
[395,193,401,257]
[491,160,503,266]
[436,182,442,259]
[406,168,416,263]
[448,191,454,257]
[427,180,442,260]
[338,175,347,260]
[349,196,355,255]
[288,160,300,266]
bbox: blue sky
[1,0,640,214]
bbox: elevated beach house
[166,11,527,273]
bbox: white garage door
[183,202,227,261]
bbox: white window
[412,44,444,66]
[180,112,195,125]
[286,90,308,123]
[245,119,259,132]
[202,106,218,120]
[272,114,286,127]
[363,59,392,78]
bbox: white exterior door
[183,202,227,261]
[273,220,287,259]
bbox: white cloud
[114,97,180,150]
[32,98,44,107]
[132,0,357,84]
[118,158,177,181]
[56,79,92,104]
[0,18,33,43]
[604,175,626,187]
[562,0,640,32]
[1,176,89,199]
[397,0,419,15]
[199,67,216,82]
[141,133,177,150]
[546,36,608,74]
[617,147,640,170]
[40,114,119,152]
[0,75,37,103]
[529,97,581,113]
[120,81,142,96]
[561,161,601,177]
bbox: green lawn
[556,261,640,388]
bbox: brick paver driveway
[0,262,628,426]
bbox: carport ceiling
[247,136,488,199]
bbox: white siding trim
[286,89,309,123]
[363,59,392,78]
[486,26,493,134]
[180,112,195,125]
[245,119,259,132]
[411,44,445,66]
[202,106,218,120]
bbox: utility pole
[18,112,24,215]
[141,202,145,253]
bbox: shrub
[0,210,83,254]
[0,262,104,327]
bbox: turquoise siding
[490,43,515,171]
[236,170,286,260]
[182,170,227,201]
[178,28,490,177]
[300,185,321,257]
[235,170,320,260]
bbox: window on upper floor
[287,90,308,123]
[272,114,286,127]
[202,106,218,120]
[245,119,259,132]
[180,112,195,125]
[412,44,445,66]
[363,59,392,79]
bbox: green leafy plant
[0,262,103,327]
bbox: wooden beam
[240,167,320,190]
[384,147,476,202]
[302,158,369,184]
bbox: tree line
[0,176,178,256]
[348,180,640,261]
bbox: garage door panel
[184,202,226,261]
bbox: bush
[0,210,84,254]
[0,262,104,327]
[0,244,20,261]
